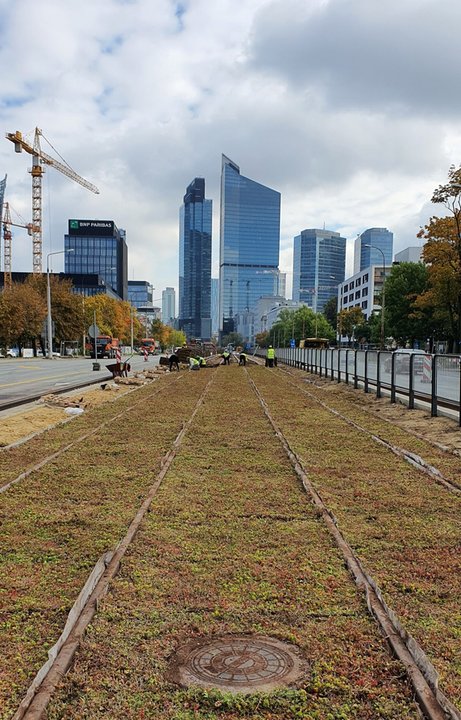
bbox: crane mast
[5,128,99,273]
[3,202,12,289]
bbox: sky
[1,0,461,300]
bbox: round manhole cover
[167,635,308,694]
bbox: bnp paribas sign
[69,219,114,236]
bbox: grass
[251,366,461,706]
[45,368,419,719]
[0,372,210,720]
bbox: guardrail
[259,348,461,426]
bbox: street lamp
[46,249,74,359]
[364,244,386,349]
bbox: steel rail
[278,368,461,496]
[247,369,460,720]
[0,374,184,494]
[12,372,216,720]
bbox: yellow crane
[5,127,99,273]
[2,202,39,289]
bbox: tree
[221,331,244,348]
[416,164,461,351]
[0,282,46,351]
[255,331,270,348]
[323,296,338,327]
[338,307,364,345]
[384,262,433,346]
[269,306,335,346]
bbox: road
[0,354,160,407]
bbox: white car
[6,348,19,358]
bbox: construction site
[1,359,461,720]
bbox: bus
[298,338,329,349]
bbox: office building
[162,287,176,326]
[394,246,423,263]
[354,228,393,274]
[0,271,119,298]
[292,229,346,313]
[64,219,128,300]
[219,155,281,340]
[211,278,219,337]
[179,178,212,340]
[128,280,153,309]
[338,263,391,322]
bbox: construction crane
[5,127,100,273]
[2,202,39,289]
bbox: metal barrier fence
[265,348,461,426]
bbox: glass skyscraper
[219,155,281,338]
[292,229,346,313]
[65,219,128,300]
[162,287,176,326]
[354,228,393,274]
[179,178,212,340]
[128,280,153,309]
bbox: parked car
[6,348,19,358]
[384,349,426,374]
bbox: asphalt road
[0,354,160,407]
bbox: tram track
[247,368,458,720]
[276,367,461,496]
[3,369,461,720]
[246,371,461,718]
[0,371,212,720]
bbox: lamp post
[46,249,74,359]
[364,244,386,349]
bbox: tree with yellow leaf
[416,165,461,351]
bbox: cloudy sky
[1,0,460,299]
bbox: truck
[90,335,121,359]
[139,338,156,355]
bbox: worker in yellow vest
[189,356,200,371]
[266,345,275,368]
[198,356,207,367]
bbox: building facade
[292,229,346,313]
[162,287,176,326]
[219,156,281,340]
[64,219,128,300]
[211,278,219,337]
[128,280,153,309]
[353,228,393,274]
[338,264,391,323]
[394,246,423,263]
[179,178,212,340]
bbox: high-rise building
[162,287,176,326]
[354,228,393,274]
[179,178,212,340]
[211,278,219,337]
[219,155,281,340]
[128,280,153,309]
[292,229,346,313]
[394,246,423,263]
[65,219,128,300]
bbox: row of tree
[0,275,185,353]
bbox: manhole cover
[167,635,307,694]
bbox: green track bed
[0,372,210,719]
[45,368,419,719]
[251,366,461,708]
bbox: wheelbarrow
[105,361,131,379]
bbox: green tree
[384,262,432,346]
[338,307,364,345]
[221,332,244,348]
[323,296,338,327]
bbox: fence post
[390,352,396,404]
[408,354,415,409]
[337,348,341,383]
[431,354,437,417]
[376,351,381,399]
[354,350,358,389]
[364,351,369,393]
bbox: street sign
[88,323,100,338]
[290,339,295,348]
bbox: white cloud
[0,0,459,297]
